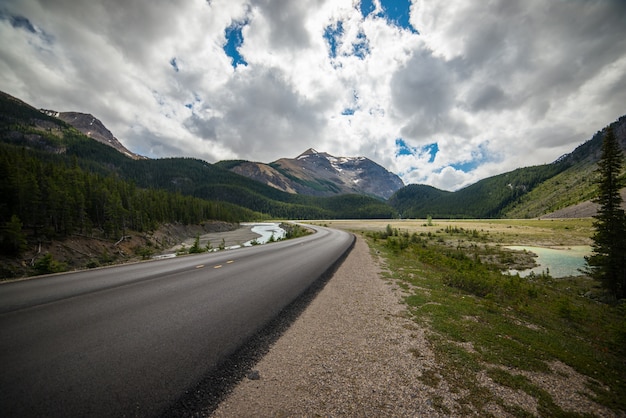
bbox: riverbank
[162,224,263,255]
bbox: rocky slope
[225,148,404,199]
[40,110,144,159]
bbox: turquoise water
[507,246,591,278]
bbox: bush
[34,253,68,275]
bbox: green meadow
[323,219,625,416]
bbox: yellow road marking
[226,260,234,264]
[214,265,222,269]
[195,265,204,269]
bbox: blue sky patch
[395,138,413,156]
[2,12,54,43]
[423,142,439,163]
[449,143,491,172]
[395,138,439,163]
[450,160,477,172]
[324,21,343,59]
[359,0,376,18]
[359,0,417,33]
[224,20,248,68]
[352,31,370,59]
[341,91,359,115]
[380,0,418,33]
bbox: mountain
[218,148,404,199]
[4,88,625,222]
[0,90,395,222]
[504,115,626,218]
[40,110,144,160]
[389,115,626,219]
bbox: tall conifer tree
[585,127,626,300]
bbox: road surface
[0,225,354,417]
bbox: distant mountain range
[1,89,625,221]
[217,148,404,199]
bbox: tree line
[0,144,259,255]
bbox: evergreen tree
[585,127,626,300]
[0,215,27,255]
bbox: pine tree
[0,215,27,256]
[585,127,626,301]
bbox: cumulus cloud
[1,0,625,190]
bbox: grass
[353,220,625,416]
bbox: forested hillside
[389,163,570,218]
[389,116,626,219]
[505,115,626,218]
[0,90,395,264]
[0,144,260,255]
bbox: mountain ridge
[219,148,404,200]
[2,89,625,220]
[389,115,626,219]
[40,110,145,160]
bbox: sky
[1,0,625,191]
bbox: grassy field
[313,219,625,417]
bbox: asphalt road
[0,225,354,417]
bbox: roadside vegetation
[359,221,625,416]
[173,222,312,257]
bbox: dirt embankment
[0,221,240,280]
[541,188,626,219]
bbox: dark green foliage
[388,184,449,217]
[213,160,247,170]
[585,127,626,300]
[0,143,259,248]
[367,226,538,304]
[33,253,67,275]
[0,215,27,255]
[281,223,312,239]
[389,163,569,219]
[368,228,626,414]
[188,234,206,254]
[315,194,397,219]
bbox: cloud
[0,0,625,191]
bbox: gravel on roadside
[209,235,617,417]
[210,236,448,417]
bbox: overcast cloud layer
[1,0,625,190]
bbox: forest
[0,144,260,255]
[0,91,396,258]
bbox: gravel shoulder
[211,236,444,417]
[209,234,616,417]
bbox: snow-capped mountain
[225,148,404,199]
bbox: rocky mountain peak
[41,110,144,160]
[225,149,404,199]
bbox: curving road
[0,225,354,417]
